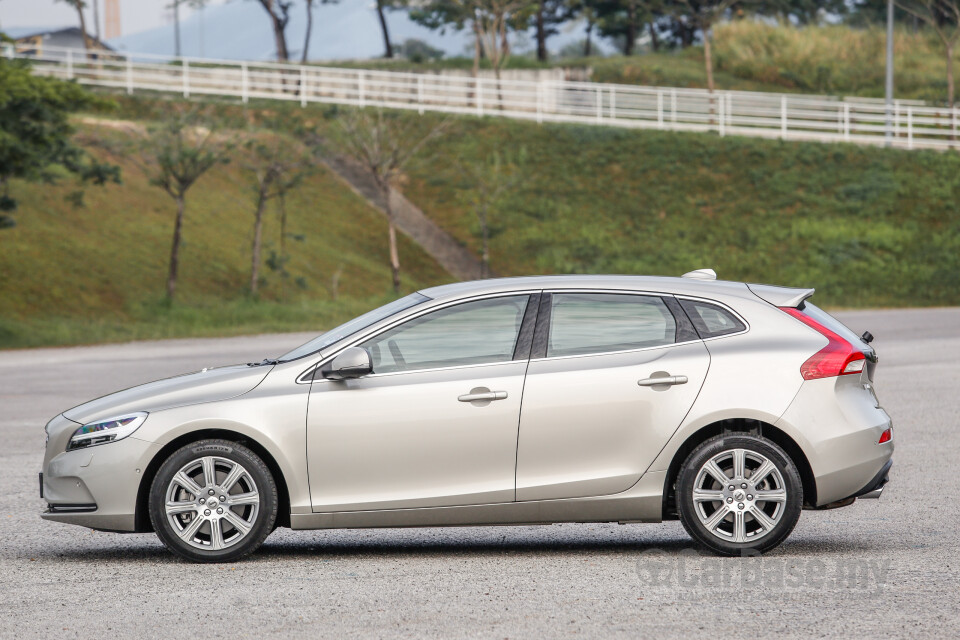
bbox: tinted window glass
[361,295,529,374]
[279,293,429,362]
[547,294,676,358]
[680,299,746,338]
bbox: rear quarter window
[679,299,746,338]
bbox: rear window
[680,299,746,338]
[798,302,867,349]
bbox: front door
[307,294,536,512]
[516,292,710,501]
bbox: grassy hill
[332,22,960,103]
[2,91,959,349]
[0,123,450,349]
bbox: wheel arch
[661,418,817,519]
[134,429,292,532]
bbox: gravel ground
[1,309,958,639]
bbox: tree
[458,148,524,278]
[328,109,447,294]
[251,0,293,61]
[302,0,340,62]
[169,0,210,58]
[675,0,741,92]
[376,0,396,58]
[243,135,313,295]
[55,0,95,50]
[593,0,656,56]
[140,108,234,300]
[895,0,960,106]
[532,0,573,61]
[0,59,119,229]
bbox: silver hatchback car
[40,272,893,562]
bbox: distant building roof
[5,25,113,50]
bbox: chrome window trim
[297,290,542,384]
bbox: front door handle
[458,390,508,402]
[638,375,688,387]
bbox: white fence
[9,44,960,151]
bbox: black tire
[677,434,802,556]
[149,439,278,563]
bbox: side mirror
[323,347,373,380]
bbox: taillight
[878,427,893,444]
[780,307,866,380]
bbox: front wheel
[149,439,278,563]
[677,434,802,556]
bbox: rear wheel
[149,439,277,563]
[677,434,802,556]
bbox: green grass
[3,88,960,350]
[0,121,451,349]
[324,21,960,103]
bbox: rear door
[515,292,710,501]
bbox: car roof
[418,275,758,303]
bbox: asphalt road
[2,308,958,638]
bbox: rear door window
[547,293,676,358]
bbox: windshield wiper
[246,358,279,367]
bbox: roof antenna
[681,268,717,281]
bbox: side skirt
[291,471,665,530]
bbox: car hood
[62,364,272,425]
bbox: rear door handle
[458,391,508,402]
[638,375,688,387]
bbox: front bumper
[40,434,161,532]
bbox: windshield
[278,293,431,362]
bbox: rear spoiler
[747,283,815,308]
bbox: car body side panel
[645,297,823,476]
[516,341,709,501]
[776,375,893,505]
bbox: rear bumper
[851,459,892,500]
[777,376,894,507]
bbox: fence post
[66,49,73,79]
[300,66,307,107]
[126,54,133,95]
[719,93,725,137]
[671,89,677,124]
[417,76,424,115]
[241,63,248,103]
[359,70,365,107]
[476,77,483,117]
[536,82,542,124]
[182,58,190,98]
[780,95,787,139]
[894,100,900,138]
[844,103,850,141]
[727,93,733,130]
[907,107,913,149]
[610,87,616,120]
[657,91,664,129]
[596,86,602,122]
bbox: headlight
[68,412,148,451]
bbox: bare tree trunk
[250,189,268,295]
[624,2,637,56]
[536,0,547,62]
[473,20,482,77]
[376,0,394,59]
[704,24,715,93]
[272,15,290,61]
[302,0,314,63]
[75,4,94,51]
[384,186,401,294]
[947,42,956,109]
[584,20,593,57]
[173,0,182,57]
[167,195,185,300]
[649,21,660,52]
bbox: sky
[0,0,225,38]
